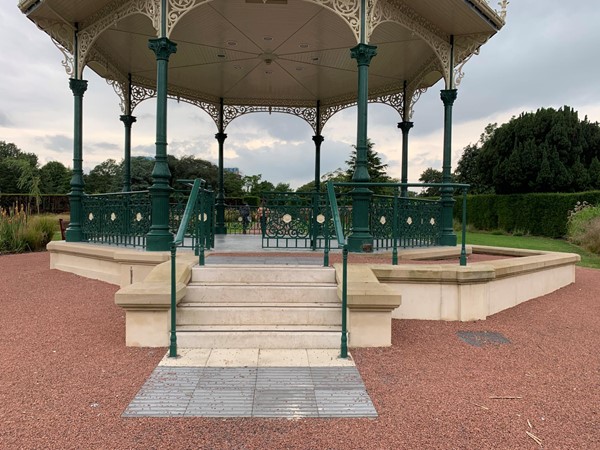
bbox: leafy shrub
[567,202,600,253]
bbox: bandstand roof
[19,0,506,130]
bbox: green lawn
[459,231,600,269]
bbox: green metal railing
[323,181,349,359]
[81,191,151,247]
[261,184,468,253]
[169,179,213,358]
[261,191,351,249]
[80,181,215,250]
[331,182,469,266]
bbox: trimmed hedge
[0,194,70,214]
[454,191,600,238]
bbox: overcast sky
[2,1,600,189]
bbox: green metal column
[66,78,88,242]
[313,100,323,192]
[347,43,377,252]
[439,88,458,246]
[120,114,136,192]
[312,135,324,191]
[215,131,227,235]
[146,36,177,251]
[398,121,413,197]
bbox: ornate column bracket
[66,78,89,242]
[452,33,493,87]
[77,0,161,77]
[310,0,361,42]
[369,0,452,85]
[34,19,75,77]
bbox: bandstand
[19,0,508,254]
[24,1,578,356]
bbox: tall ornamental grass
[0,204,56,254]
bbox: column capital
[69,78,88,97]
[350,43,378,66]
[397,121,414,133]
[148,37,178,60]
[120,114,137,127]
[215,132,228,143]
[440,89,458,106]
[312,134,325,145]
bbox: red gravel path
[1,252,598,449]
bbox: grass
[458,230,600,269]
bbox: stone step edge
[177,325,341,332]
[178,302,341,308]
[188,282,337,287]
[193,265,332,270]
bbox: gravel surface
[1,251,598,449]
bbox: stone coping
[370,247,580,284]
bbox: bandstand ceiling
[20,0,505,115]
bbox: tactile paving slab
[123,366,377,418]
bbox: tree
[418,167,443,196]
[40,161,71,194]
[223,171,244,197]
[0,141,39,194]
[345,139,395,184]
[273,182,291,192]
[85,159,121,194]
[588,157,600,189]
[454,143,493,194]
[470,106,600,194]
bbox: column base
[215,225,228,235]
[347,233,374,253]
[146,231,173,251]
[439,232,457,246]
[65,227,83,243]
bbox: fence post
[460,187,468,266]
[340,245,349,359]
[169,243,178,357]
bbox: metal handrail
[169,178,204,358]
[323,180,470,359]
[324,180,349,359]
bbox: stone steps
[178,302,341,326]
[176,325,341,349]
[179,265,341,349]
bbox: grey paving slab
[123,365,377,418]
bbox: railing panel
[82,191,151,247]
[370,195,443,250]
[261,192,351,249]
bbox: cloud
[0,111,12,127]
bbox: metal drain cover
[457,331,511,347]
